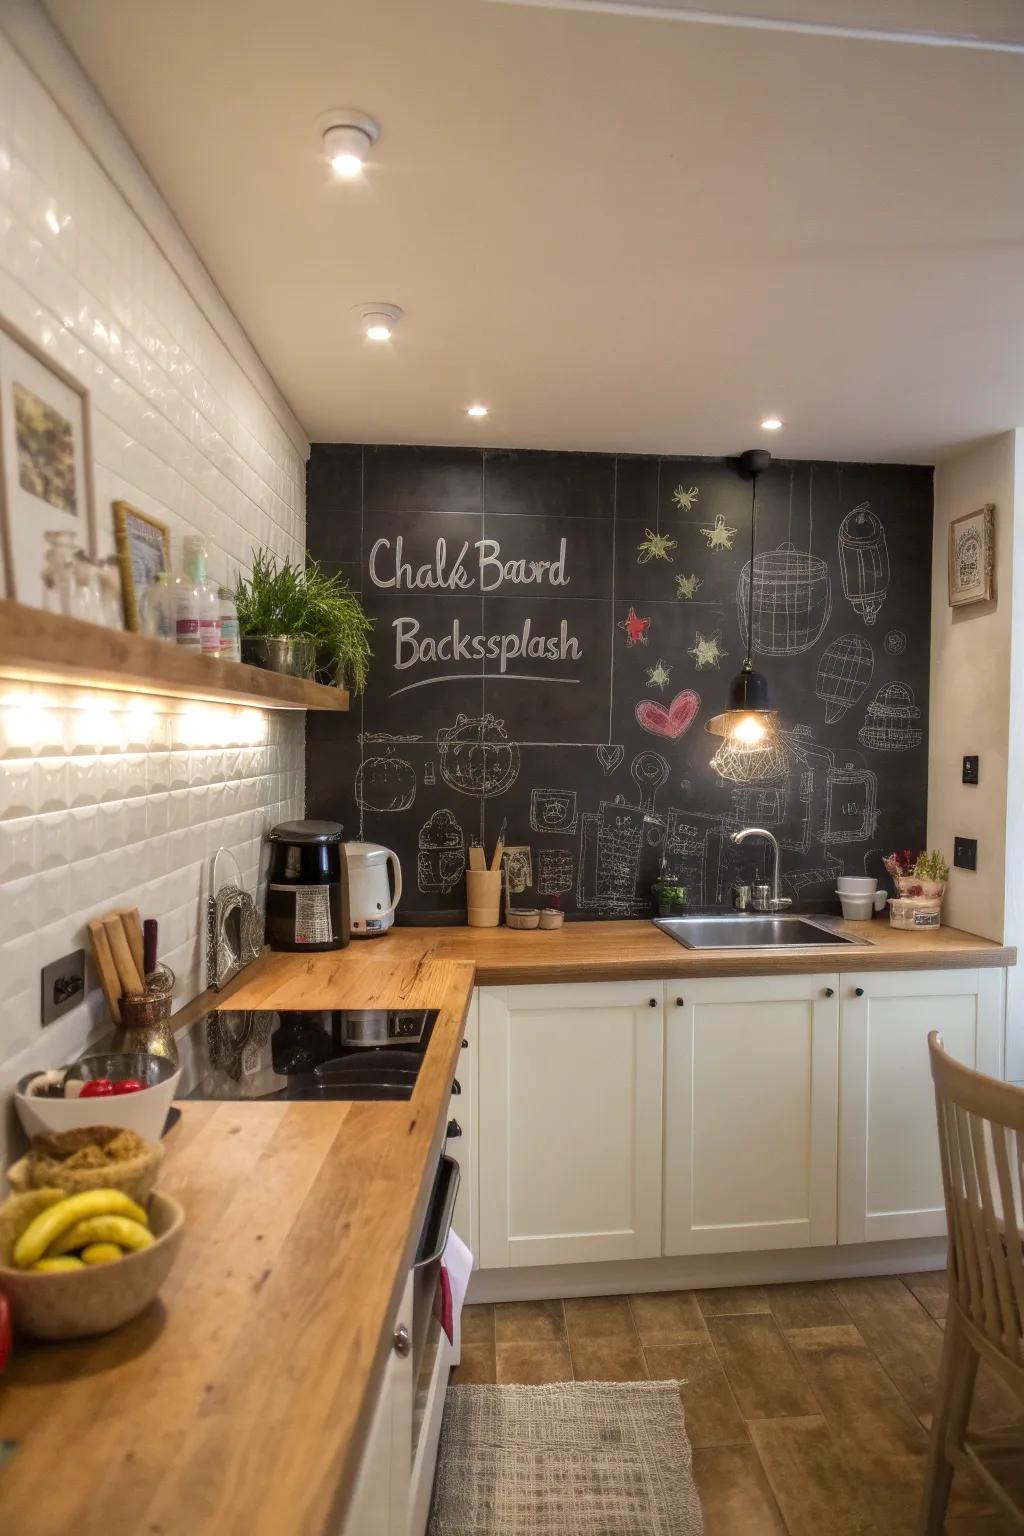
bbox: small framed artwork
[0,317,97,608]
[948,504,995,607]
[114,500,171,629]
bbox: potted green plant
[234,551,372,689]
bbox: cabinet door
[447,992,477,1265]
[664,974,840,1255]
[478,981,664,1268]
[838,968,1005,1244]
[342,1276,413,1536]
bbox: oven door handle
[413,1155,461,1270]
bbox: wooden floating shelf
[0,600,350,712]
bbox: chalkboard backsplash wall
[306,446,932,921]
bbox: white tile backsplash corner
[0,38,309,1101]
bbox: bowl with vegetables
[16,1051,180,1142]
[0,1185,184,1340]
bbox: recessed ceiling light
[321,110,380,179]
[354,303,402,342]
[466,404,489,418]
[760,416,784,432]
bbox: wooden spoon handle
[116,907,145,977]
[87,919,122,1025]
[102,914,144,997]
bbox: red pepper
[80,1078,115,1098]
[110,1078,146,1095]
[0,1292,11,1372]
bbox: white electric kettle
[346,842,403,937]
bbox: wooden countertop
[0,916,1013,1535]
[232,916,1011,995]
[0,948,474,1536]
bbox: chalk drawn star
[675,572,702,600]
[645,658,672,691]
[689,631,728,670]
[618,606,651,647]
[700,514,738,551]
[672,485,700,512]
[636,528,678,564]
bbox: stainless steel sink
[654,915,867,950]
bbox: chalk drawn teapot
[437,713,520,798]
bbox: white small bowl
[16,1054,180,1142]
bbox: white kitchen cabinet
[838,968,1005,1244]
[342,1276,413,1536]
[478,980,664,1268]
[664,974,840,1255]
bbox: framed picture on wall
[113,500,171,630]
[0,316,97,609]
[948,503,995,607]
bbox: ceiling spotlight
[354,303,402,342]
[760,416,784,432]
[466,404,489,418]
[322,110,380,179]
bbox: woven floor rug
[428,1379,704,1535]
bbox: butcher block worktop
[0,916,1013,1536]
[0,948,474,1536]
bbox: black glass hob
[184,1009,439,1102]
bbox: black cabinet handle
[649,997,658,1008]
[446,1118,463,1139]
[451,1078,462,1095]
[676,996,684,1007]
[824,987,834,998]
[855,987,865,997]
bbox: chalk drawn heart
[635,690,700,740]
[596,744,624,775]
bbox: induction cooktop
[185,1009,439,1102]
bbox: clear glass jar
[98,556,123,628]
[140,571,175,641]
[71,552,104,626]
[41,530,78,615]
[218,585,241,662]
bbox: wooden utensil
[87,919,122,1025]
[489,837,505,873]
[468,843,485,872]
[143,918,158,977]
[102,913,144,997]
[117,907,145,977]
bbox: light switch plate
[41,949,86,1025]
[953,837,978,872]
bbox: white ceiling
[43,0,1024,462]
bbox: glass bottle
[141,571,175,641]
[174,535,220,654]
[71,551,103,626]
[218,585,241,662]
[98,556,124,628]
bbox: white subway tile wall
[0,37,308,1121]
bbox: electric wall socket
[41,949,86,1025]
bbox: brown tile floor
[453,1274,1022,1535]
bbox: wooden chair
[919,1030,1024,1533]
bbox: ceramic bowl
[836,877,878,896]
[16,1052,180,1142]
[0,1190,184,1340]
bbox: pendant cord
[745,473,757,668]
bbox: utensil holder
[466,870,502,927]
[118,989,178,1068]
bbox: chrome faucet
[730,827,792,913]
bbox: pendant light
[707,448,785,782]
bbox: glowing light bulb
[330,152,363,179]
[732,714,767,745]
[365,322,392,342]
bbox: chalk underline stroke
[390,672,581,696]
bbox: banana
[80,1242,124,1266]
[49,1215,154,1257]
[30,1256,84,1273]
[13,1189,148,1269]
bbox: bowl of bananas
[0,1177,184,1340]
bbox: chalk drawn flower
[618,606,651,646]
[645,658,672,691]
[699,515,737,551]
[675,572,702,600]
[636,528,677,564]
[672,485,700,512]
[689,631,727,670]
